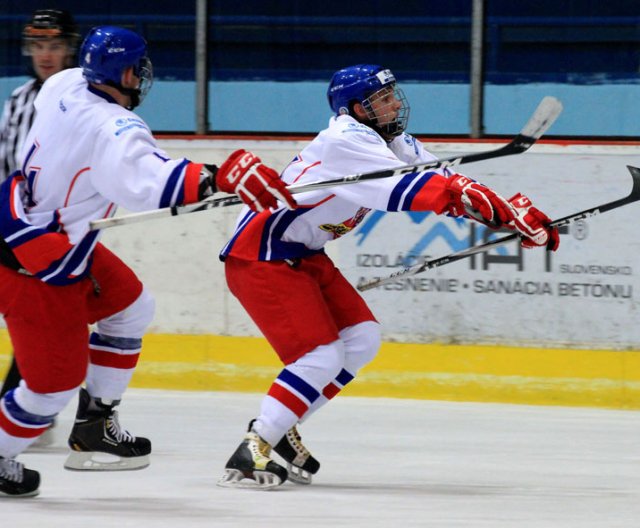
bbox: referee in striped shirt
[0,9,79,182]
[0,9,79,434]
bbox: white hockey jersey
[0,68,202,284]
[221,115,453,262]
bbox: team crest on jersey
[319,207,371,239]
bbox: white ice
[3,389,640,527]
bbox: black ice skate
[0,457,40,498]
[64,388,151,471]
[273,424,320,485]
[217,422,288,490]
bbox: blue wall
[3,2,639,137]
[2,77,638,136]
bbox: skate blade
[285,463,312,485]
[64,451,150,471]
[216,469,283,490]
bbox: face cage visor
[112,57,153,110]
[361,84,410,138]
[134,56,153,106]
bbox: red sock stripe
[268,383,309,418]
[322,383,341,400]
[0,408,48,438]
[89,349,140,369]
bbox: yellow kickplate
[1,330,638,409]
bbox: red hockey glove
[214,149,297,212]
[508,193,560,251]
[445,174,515,228]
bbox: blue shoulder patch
[402,133,420,155]
[113,117,148,136]
[341,122,383,142]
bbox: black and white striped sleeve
[0,79,40,183]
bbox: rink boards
[2,138,640,409]
[1,330,639,409]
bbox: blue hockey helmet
[80,26,153,109]
[327,64,409,138]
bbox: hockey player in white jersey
[0,26,296,497]
[217,64,559,489]
[0,10,81,447]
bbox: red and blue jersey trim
[159,160,202,208]
[220,207,324,262]
[0,173,97,284]
[387,171,450,213]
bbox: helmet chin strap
[119,86,141,110]
[105,80,141,110]
[355,115,397,143]
[349,101,399,142]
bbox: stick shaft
[90,96,562,231]
[356,165,640,291]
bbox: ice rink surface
[3,389,640,527]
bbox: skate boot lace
[287,426,310,457]
[247,432,273,469]
[106,410,135,443]
[0,458,23,482]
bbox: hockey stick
[89,194,242,230]
[90,96,562,231]
[356,165,640,292]
[286,95,562,194]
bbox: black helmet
[22,9,79,48]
